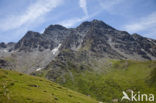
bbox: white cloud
[79,0,88,16]
[0,0,63,31]
[62,0,124,28]
[59,16,88,27]
[98,0,124,11]
[59,10,101,27]
[123,12,156,33]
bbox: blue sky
[0,0,156,42]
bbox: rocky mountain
[0,19,156,75]
[0,25,71,73]
[15,25,70,52]
[60,20,156,60]
[32,20,156,82]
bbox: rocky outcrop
[15,31,55,52]
[0,59,15,70]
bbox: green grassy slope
[54,60,156,103]
[0,69,98,103]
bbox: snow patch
[36,68,42,71]
[3,49,8,52]
[52,44,61,55]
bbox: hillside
[0,69,98,103]
[35,60,156,102]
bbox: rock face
[61,20,156,60]
[0,42,7,49]
[0,59,15,70]
[15,31,55,52]
[43,24,71,43]
[0,19,156,74]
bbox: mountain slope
[35,60,156,102]
[0,69,98,103]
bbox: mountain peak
[79,19,105,26]
[91,19,104,23]
[0,42,6,48]
[91,19,115,29]
[44,24,67,34]
[24,31,40,38]
[77,19,115,30]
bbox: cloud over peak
[0,0,63,31]
[79,0,88,16]
[123,12,156,32]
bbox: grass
[0,69,98,103]
[55,60,156,103]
